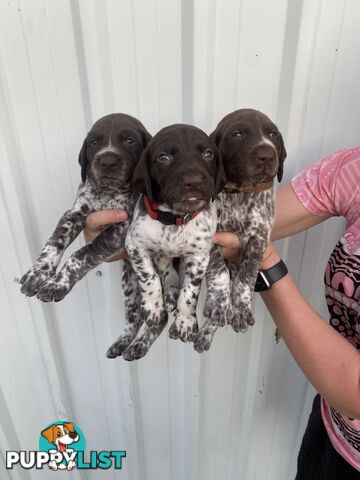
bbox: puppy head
[41,422,79,451]
[78,113,152,188]
[211,108,286,185]
[133,124,226,213]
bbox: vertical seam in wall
[318,0,348,158]
[131,1,141,118]
[43,0,76,200]
[70,0,93,128]
[276,0,304,138]
[181,0,194,124]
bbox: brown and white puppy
[113,124,225,360]
[41,422,79,470]
[194,108,286,352]
[20,114,151,318]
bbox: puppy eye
[124,137,135,145]
[89,138,99,146]
[64,429,69,434]
[269,131,277,139]
[57,431,62,437]
[203,149,214,161]
[231,131,244,139]
[158,152,171,162]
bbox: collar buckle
[182,212,192,224]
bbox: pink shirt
[292,146,360,471]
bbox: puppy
[20,114,151,319]
[41,422,79,470]
[115,124,225,360]
[194,108,286,352]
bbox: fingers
[84,210,128,258]
[212,232,241,261]
[212,232,241,249]
[86,210,128,231]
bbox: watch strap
[254,259,288,292]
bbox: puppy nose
[183,174,204,189]
[69,432,77,439]
[99,155,118,168]
[254,146,275,163]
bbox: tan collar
[223,181,274,194]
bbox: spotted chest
[126,199,217,257]
[73,180,138,216]
[215,189,275,239]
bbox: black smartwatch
[254,259,288,292]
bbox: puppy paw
[230,307,255,333]
[106,333,135,359]
[204,293,233,327]
[169,313,198,342]
[36,273,72,302]
[122,340,150,361]
[193,323,217,353]
[141,301,165,327]
[20,265,55,297]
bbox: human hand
[212,232,279,267]
[212,232,241,261]
[84,210,128,262]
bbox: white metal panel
[0,1,359,479]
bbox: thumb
[212,232,241,249]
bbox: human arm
[214,230,360,417]
[260,244,360,419]
[271,182,331,240]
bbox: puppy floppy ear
[210,126,221,147]
[64,422,75,433]
[41,425,57,444]
[78,138,89,183]
[214,148,227,194]
[277,132,287,182]
[140,128,152,149]
[132,146,153,200]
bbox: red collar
[143,196,202,226]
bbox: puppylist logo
[6,421,126,471]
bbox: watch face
[254,271,271,292]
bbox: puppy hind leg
[122,319,167,361]
[169,254,210,342]
[153,255,179,314]
[203,247,233,327]
[193,322,218,353]
[230,235,267,333]
[106,260,142,359]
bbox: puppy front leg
[36,222,128,302]
[230,234,267,332]
[169,254,209,342]
[20,209,87,296]
[121,255,177,361]
[126,247,166,328]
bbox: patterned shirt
[292,146,360,472]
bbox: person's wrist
[260,245,281,270]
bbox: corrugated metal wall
[0,0,359,479]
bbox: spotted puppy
[118,124,225,360]
[20,113,151,324]
[194,108,286,352]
